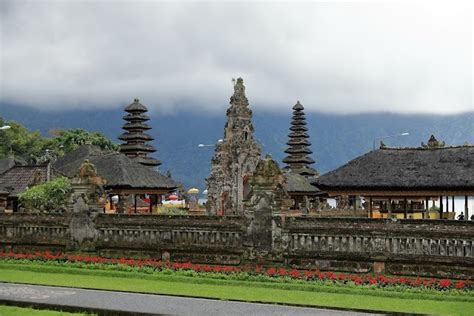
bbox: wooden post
[134,194,137,214]
[425,197,429,219]
[452,196,455,214]
[410,199,413,219]
[404,197,408,219]
[109,196,114,211]
[446,196,449,213]
[369,197,373,218]
[465,196,469,220]
[388,198,392,219]
[149,195,153,214]
[440,196,443,219]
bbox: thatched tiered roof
[315,145,474,192]
[283,101,318,177]
[119,98,161,167]
[54,145,177,190]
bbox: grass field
[0,262,473,315]
[0,305,87,316]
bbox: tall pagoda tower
[118,98,161,167]
[205,78,261,215]
[282,101,318,178]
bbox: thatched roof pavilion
[54,145,177,193]
[54,145,178,213]
[315,137,473,220]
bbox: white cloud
[0,0,472,114]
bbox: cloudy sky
[0,0,472,114]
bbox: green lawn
[0,263,473,315]
[0,305,87,316]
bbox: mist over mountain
[1,103,473,191]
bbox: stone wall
[0,212,473,278]
[277,217,474,278]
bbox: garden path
[0,282,375,315]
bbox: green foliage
[0,305,87,316]
[0,118,48,162]
[0,117,117,163]
[48,128,118,154]
[18,177,72,210]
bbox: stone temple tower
[119,98,161,167]
[282,101,318,178]
[206,78,261,215]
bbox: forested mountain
[1,103,473,190]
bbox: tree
[18,177,72,211]
[0,117,118,163]
[0,118,48,162]
[48,128,118,155]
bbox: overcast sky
[0,0,472,114]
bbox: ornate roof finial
[134,97,139,103]
[233,77,245,96]
[421,134,445,149]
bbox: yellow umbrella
[187,188,199,194]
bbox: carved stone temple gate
[1,209,473,279]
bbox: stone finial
[233,77,246,96]
[133,97,140,103]
[79,159,98,179]
[421,135,445,149]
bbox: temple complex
[283,101,318,178]
[119,98,161,167]
[54,144,177,213]
[205,78,261,215]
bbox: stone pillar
[117,194,129,214]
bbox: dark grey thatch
[54,145,177,190]
[53,145,107,177]
[119,98,160,167]
[285,171,322,194]
[0,156,25,175]
[283,101,318,177]
[124,98,148,113]
[315,146,474,190]
[0,165,59,196]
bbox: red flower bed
[0,251,471,291]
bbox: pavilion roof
[315,146,474,191]
[54,145,177,190]
[0,165,60,197]
[285,171,322,194]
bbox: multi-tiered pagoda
[119,98,161,167]
[283,101,318,178]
